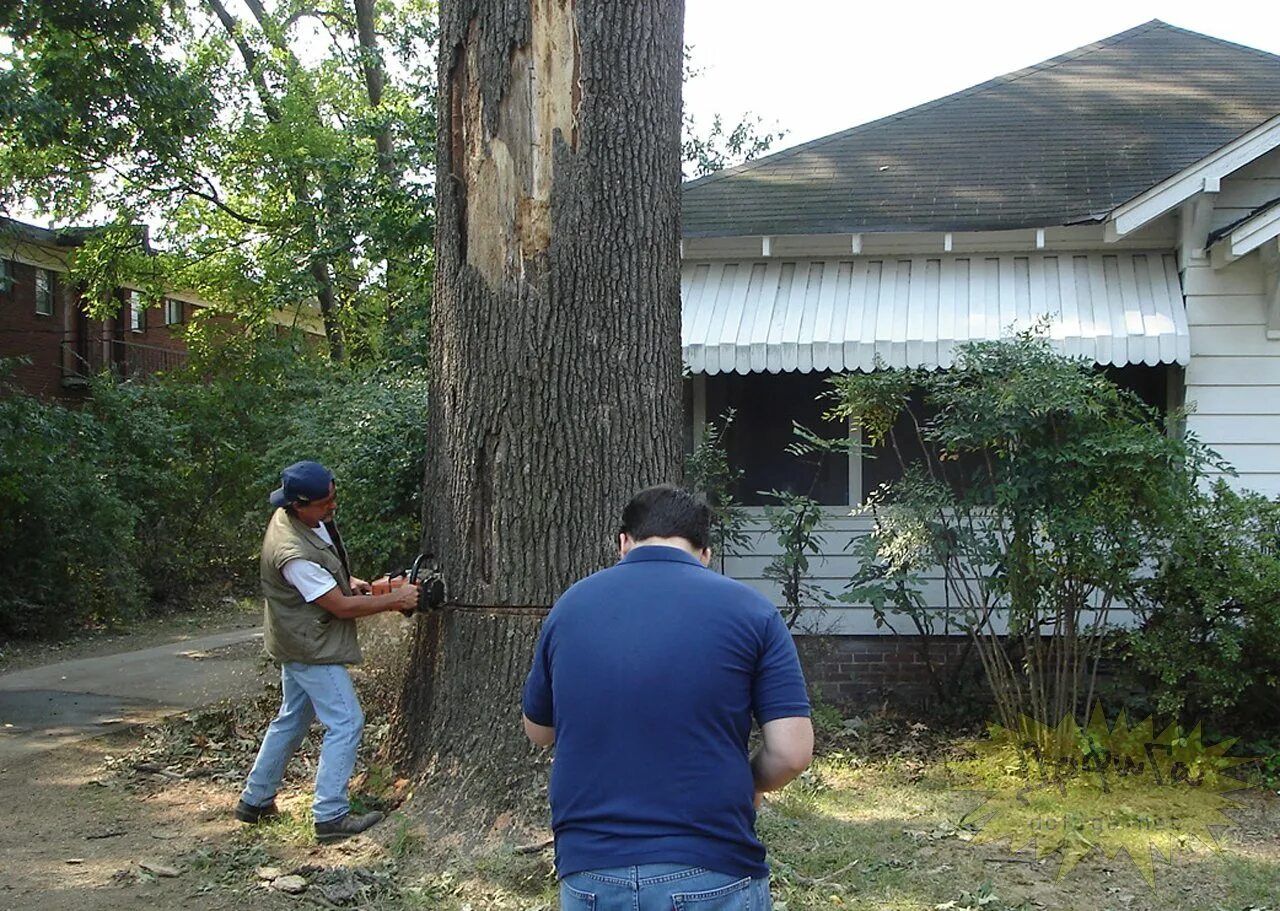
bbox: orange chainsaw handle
[370,575,407,596]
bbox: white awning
[681,253,1190,374]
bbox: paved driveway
[0,628,269,763]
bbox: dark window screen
[704,371,849,506]
[860,364,1173,500]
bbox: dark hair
[620,485,711,550]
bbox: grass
[751,741,1279,911]
[98,689,1279,911]
[166,743,1273,911]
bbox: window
[704,371,851,506]
[0,259,13,294]
[128,291,146,332]
[35,268,54,316]
[163,298,184,326]
[857,365,1176,502]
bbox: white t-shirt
[281,523,340,602]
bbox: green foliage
[682,111,787,179]
[1124,482,1280,727]
[0,359,428,639]
[760,489,829,629]
[261,367,429,574]
[0,0,215,217]
[684,409,752,567]
[808,696,846,740]
[1,0,438,363]
[0,362,143,636]
[834,332,1213,728]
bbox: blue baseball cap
[269,460,335,508]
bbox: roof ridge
[1150,20,1280,64]
[683,19,1236,193]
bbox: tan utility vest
[260,508,361,665]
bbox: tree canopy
[2,0,438,363]
[1,2,780,363]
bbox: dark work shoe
[315,810,385,843]
[234,799,279,824]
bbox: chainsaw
[370,553,446,616]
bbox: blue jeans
[560,864,772,911]
[240,662,364,824]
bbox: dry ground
[2,697,1277,911]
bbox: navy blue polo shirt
[521,545,810,880]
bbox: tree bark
[392,0,685,818]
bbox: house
[679,20,1280,701]
[0,217,323,400]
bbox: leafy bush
[834,332,1213,731]
[0,373,144,636]
[0,358,428,639]
[261,367,429,575]
[684,409,753,570]
[1124,482,1280,726]
[760,489,829,629]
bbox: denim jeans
[240,662,364,823]
[559,864,772,911]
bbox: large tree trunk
[391,0,685,818]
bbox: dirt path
[0,628,269,764]
[0,732,371,911]
[0,600,261,675]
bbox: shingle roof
[682,21,1280,238]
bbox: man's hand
[315,582,420,619]
[390,583,420,612]
[350,575,372,595]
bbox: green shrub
[0,356,428,639]
[1125,482,1280,727]
[0,380,144,636]
[261,367,429,575]
[833,332,1211,730]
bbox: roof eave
[1208,198,1280,268]
[1106,113,1280,242]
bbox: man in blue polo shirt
[522,485,813,910]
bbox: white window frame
[163,297,183,326]
[35,268,54,316]
[129,291,146,332]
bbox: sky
[682,1,1280,151]
[11,3,1280,230]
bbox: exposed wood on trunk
[393,0,685,814]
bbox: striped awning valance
[681,253,1190,374]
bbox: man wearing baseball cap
[236,460,419,842]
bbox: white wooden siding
[1184,251,1280,498]
[720,509,1138,635]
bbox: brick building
[1,217,322,400]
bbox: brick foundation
[795,635,977,710]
